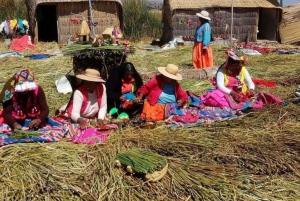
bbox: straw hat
[157,64,182,81]
[76,69,105,82]
[196,11,211,21]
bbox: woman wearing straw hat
[0,69,49,130]
[66,69,107,129]
[135,64,188,121]
[193,10,214,69]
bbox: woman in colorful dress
[0,69,49,130]
[192,10,214,69]
[106,62,143,118]
[66,69,107,129]
[135,64,188,121]
[201,50,281,109]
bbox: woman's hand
[135,93,143,101]
[177,99,185,107]
[120,96,126,102]
[230,91,242,101]
[77,117,88,129]
[13,122,22,130]
[97,119,106,126]
[248,89,255,96]
[29,119,42,129]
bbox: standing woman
[192,10,213,69]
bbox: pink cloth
[72,128,108,145]
[227,76,239,91]
[137,75,188,106]
[201,89,281,110]
[10,35,35,52]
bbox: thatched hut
[161,0,282,44]
[279,3,300,45]
[26,0,123,44]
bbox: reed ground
[0,41,299,200]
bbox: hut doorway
[36,5,58,42]
[257,9,278,41]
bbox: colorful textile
[17,18,25,34]
[10,19,17,30]
[0,115,118,146]
[66,122,118,144]
[10,35,35,52]
[192,42,213,68]
[72,128,109,144]
[165,90,281,129]
[201,89,281,110]
[0,118,66,147]
[165,103,239,129]
[137,75,188,106]
[252,79,276,88]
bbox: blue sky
[281,0,300,6]
[148,0,300,6]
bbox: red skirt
[192,42,213,69]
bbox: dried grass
[0,41,299,200]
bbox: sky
[148,0,300,6]
[281,0,300,6]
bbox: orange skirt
[192,42,213,69]
[140,100,165,121]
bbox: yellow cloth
[10,19,17,29]
[222,66,247,93]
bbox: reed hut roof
[279,3,300,45]
[167,0,281,11]
[36,0,122,5]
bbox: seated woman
[202,50,281,109]
[0,69,49,130]
[135,64,188,121]
[105,62,143,118]
[65,68,107,129]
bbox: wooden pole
[230,0,233,48]
[88,0,95,36]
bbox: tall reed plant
[123,0,162,42]
[0,0,27,21]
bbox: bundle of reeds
[10,129,42,139]
[116,148,167,174]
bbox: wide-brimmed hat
[157,64,182,81]
[226,49,247,62]
[76,69,105,82]
[196,11,211,21]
